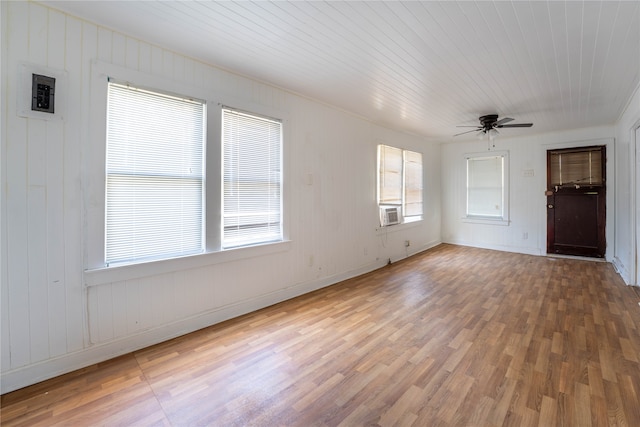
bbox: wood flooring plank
[2,244,640,426]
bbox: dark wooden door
[547,146,606,258]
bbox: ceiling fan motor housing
[479,114,499,129]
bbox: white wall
[613,84,640,284]
[441,126,616,258]
[1,2,441,393]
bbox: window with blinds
[549,147,603,187]
[378,145,403,205]
[377,144,423,222]
[105,82,205,265]
[404,150,423,217]
[222,108,282,248]
[467,155,505,218]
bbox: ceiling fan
[454,114,533,137]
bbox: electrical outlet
[405,240,410,247]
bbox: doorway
[547,146,606,258]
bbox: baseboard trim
[1,259,388,394]
[612,256,632,285]
[389,239,442,263]
[442,240,543,257]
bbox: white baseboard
[389,239,441,263]
[612,256,632,285]
[442,239,544,257]
[1,259,388,394]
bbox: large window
[222,108,282,248]
[87,64,288,275]
[466,153,508,221]
[377,144,423,223]
[105,82,205,265]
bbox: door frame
[546,145,606,258]
[539,137,614,260]
[633,121,640,285]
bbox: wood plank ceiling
[40,1,640,140]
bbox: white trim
[88,60,213,270]
[445,240,544,257]
[389,239,441,263]
[375,218,424,235]
[86,60,290,272]
[539,138,614,260]
[612,256,632,284]
[462,217,510,226]
[2,256,387,394]
[633,121,640,285]
[85,240,291,287]
[464,150,510,223]
[377,144,424,225]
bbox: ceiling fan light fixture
[454,115,533,139]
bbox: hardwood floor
[2,244,640,426]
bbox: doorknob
[548,204,554,208]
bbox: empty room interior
[2,1,640,426]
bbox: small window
[222,108,282,248]
[377,144,423,224]
[549,146,604,187]
[466,153,508,220]
[105,82,206,265]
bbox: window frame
[104,81,207,266]
[463,151,510,225]
[377,144,424,225]
[221,107,283,249]
[85,61,289,285]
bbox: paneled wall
[613,85,640,284]
[441,126,616,258]
[1,2,441,392]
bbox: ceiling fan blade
[456,125,481,128]
[494,117,514,126]
[497,123,533,128]
[453,128,481,137]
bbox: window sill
[84,240,292,287]
[462,217,510,226]
[376,218,423,234]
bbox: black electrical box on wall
[31,73,55,113]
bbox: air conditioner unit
[380,206,401,226]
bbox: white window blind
[106,83,205,265]
[378,144,423,222]
[378,145,403,205]
[222,108,282,248]
[467,155,504,218]
[403,150,423,218]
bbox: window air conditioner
[380,206,401,226]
